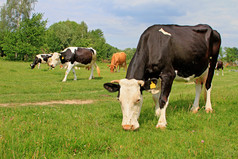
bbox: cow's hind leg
[89,65,94,80]
[205,86,213,113]
[72,68,77,81]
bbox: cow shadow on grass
[76,77,103,80]
[139,98,202,126]
[61,77,103,82]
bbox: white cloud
[29,0,238,49]
[111,0,173,9]
[0,0,5,6]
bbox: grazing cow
[108,52,127,72]
[48,47,100,82]
[30,54,53,69]
[216,61,224,76]
[104,24,221,130]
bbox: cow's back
[127,24,215,80]
[113,52,126,64]
[119,52,126,64]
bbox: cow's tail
[95,63,101,77]
[205,30,221,90]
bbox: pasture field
[0,59,237,158]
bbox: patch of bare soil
[0,99,94,107]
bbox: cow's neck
[126,53,146,80]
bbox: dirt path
[0,99,94,107]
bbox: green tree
[0,0,38,31]
[218,46,225,61]
[1,13,47,61]
[47,20,91,51]
[46,21,119,60]
[224,47,238,63]
[123,48,136,60]
[88,29,107,59]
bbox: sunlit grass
[0,59,237,158]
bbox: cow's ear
[104,83,120,92]
[141,78,158,91]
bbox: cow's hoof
[122,125,139,131]
[205,108,213,113]
[156,123,166,129]
[191,107,199,114]
[191,110,199,114]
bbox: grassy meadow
[0,59,237,158]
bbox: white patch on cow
[36,54,49,64]
[174,70,195,82]
[159,28,171,36]
[63,47,78,53]
[119,79,143,130]
[63,47,96,54]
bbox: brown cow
[108,52,127,73]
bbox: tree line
[0,0,237,63]
[0,0,132,61]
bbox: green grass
[0,59,237,158]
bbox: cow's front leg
[115,64,119,72]
[156,71,175,129]
[118,65,121,72]
[153,92,161,117]
[156,96,170,129]
[191,83,202,113]
[62,63,74,82]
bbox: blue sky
[1,0,237,49]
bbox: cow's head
[107,64,116,72]
[48,52,61,68]
[104,79,157,131]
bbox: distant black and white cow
[48,47,100,82]
[104,24,221,130]
[216,61,224,76]
[30,54,53,69]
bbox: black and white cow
[104,24,221,130]
[48,47,100,82]
[30,54,53,69]
[216,61,224,76]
